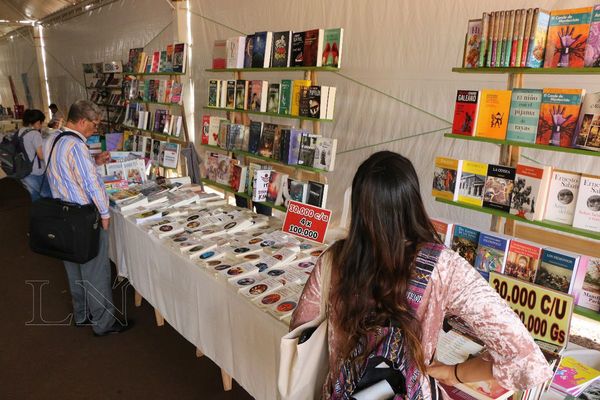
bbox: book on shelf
[585,5,600,67]
[266,171,283,204]
[525,9,550,68]
[432,157,461,201]
[288,178,308,204]
[473,232,510,280]
[535,248,580,294]
[572,174,600,233]
[173,43,187,73]
[457,160,488,207]
[298,133,319,167]
[478,12,490,67]
[298,85,311,118]
[463,19,482,68]
[259,122,277,158]
[248,80,268,112]
[543,7,593,68]
[306,181,328,208]
[502,10,515,67]
[509,163,552,222]
[482,164,515,212]
[430,218,454,247]
[252,31,273,68]
[506,88,543,144]
[287,128,303,165]
[520,9,535,67]
[322,28,343,68]
[266,83,281,113]
[573,92,600,151]
[536,88,584,147]
[161,143,180,169]
[235,80,248,110]
[474,89,511,140]
[215,154,232,185]
[212,39,226,69]
[248,121,263,154]
[226,36,246,69]
[303,29,324,67]
[450,224,480,267]
[511,9,525,67]
[551,356,600,397]
[127,48,143,73]
[493,11,505,67]
[290,31,305,67]
[573,256,600,312]
[270,31,292,68]
[544,169,581,225]
[452,90,480,136]
[229,164,247,193]
[313,137,337,171]
[252,169,272,202]
[279,79,293,115]
[207,79,220,107]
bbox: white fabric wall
[1,0,598,231]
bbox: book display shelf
[82,62,125,133]
[202,66,336,212]
[440,67,600,324]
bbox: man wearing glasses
[46,100,132,336]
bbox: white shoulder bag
[278,254,332,400]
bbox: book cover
[252,169,271,202]
[248,80,268,112]
[544,169,581,225]
[457,160,488,207]
[463,19,482,69]
[536,88,584,147]
[502,10,515,67]
[520,9,535,67]
[313,137,337,171]
[272,124,285,161]
[322,28,343,68]
[267,83,280,113]
[452,90,480,136]
[544,7,593,68]
[298,85,311,118]
[173,43,186,73]
[288,128,303,165]
[225,80,236,109]
[506,89,543,143]
[513,9,527,67]
[450,225,480,267]
[229,164,247,193]
[474,89,512,139]
[290,31,305,67]
[504,239,542,283]
[493,11,505,67]
[526,9,550,68]
[474,232,510,280]
[584,5,600,67]
[430,218,454,247]
[303,29,323,67]
[235,80,248,110]
[161,143,179,169]
[552,356,600,396]
[207,79,220,107]
[226,36,245,69]
[215,154,232,185]
[483,164,516,212]
[270,31,292,67]
[298,133,319,166]
[212,40,226,69]
[572,174,600,233]
[288,179,308,204]
[259,123,277,158]
[266,171,282,203]
[306,85,324,119]
[535,248,580,294]
[572,256,600,311]
[252,31,272,68]
[127,47,143,73]
[432,157,461,201]
[572,91,600,151]
[510,163,552,221]
[306,181,328,208]
[291,80,311,116]
[487,11,498,67]
[243,34,254,68]
[279,79,293,115]
[248,121,263,154]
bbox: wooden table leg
[134,291,142,307]
[221,369,232,391]
[154,308,165,326]
[195,347,204,358]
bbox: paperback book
[457,160,488,207]
[544,169,581,225]
[321,28,344,68]
[525,9,550,68]
[536,88,584,147]
[451,225,480,267]
[506,88,543,143]
[509,163,552,221]
[430,218,454,247]
[585,5,600,67]
[572,256,600,311]
[543,7,593,68]
[572,91,600,151]
[473,232,510,280]
[270,31,292,67]
[432,157,461,201]
[451,90,480,136]
[482,164,515,212]
[463,19,483,68]
[504,239,543,284]
[475,89,512,139]
[572,174,600,233]
[535,248,580,294]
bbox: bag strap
[17,128,40,169]
[40,130,84,189]
[319,251,333,318]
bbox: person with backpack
[290,151,552,399]
[17,109,51,201]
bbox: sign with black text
[282,200,331,244]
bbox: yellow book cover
[458,160,488,206]
[432,157,460,200]
[290,79,311,116]
[475,89,512,139]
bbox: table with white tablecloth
[109,209,289,400]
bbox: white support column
[32,25,51,120]
[173,0,195,143]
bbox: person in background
[48,103,64,129]
[19,109,51,201]
[45,100,132,336]
[290,151,552,398]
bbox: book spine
[495,11,505,67]
[521,8,535,66]
[479,12,490,67]
[504,10,516,67]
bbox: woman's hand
[427,360,459,386]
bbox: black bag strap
[16,128,39,167]
[41,131,84,189]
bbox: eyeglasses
[87,119,100,128]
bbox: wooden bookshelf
[203,106,333,122]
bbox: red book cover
[451,90,480,136]
[303,29,323,67]
[504,240,542,283]
[201,115,210,145]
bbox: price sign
[282,200,331,244]
[489,272,574,347]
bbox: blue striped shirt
[46,129,109,218]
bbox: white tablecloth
[109,209,289,400]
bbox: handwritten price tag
[489,272,574,347]
[282,201,331,244]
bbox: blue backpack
[0,128,37,179]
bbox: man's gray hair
[67,100,100,123]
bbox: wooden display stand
[201,66,338,212]
[441,67,600,323]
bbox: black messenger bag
[28,131,101,264]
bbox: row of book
[125,43,187,74]
[452,88,600,152]
[202,115,337,172]
[83,61,123,74]
[127,135,180,169]
[89,91,123,107]
[124,78,183,105]
[86,75,122,89]
[213,28,343,69]
[463,5,600,68]
[207,78,336,119]
[204,151,328,209]
[433,156,600,233]
[124,103,184,137]
[431,217,599,310]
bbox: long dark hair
[330,151,441,372]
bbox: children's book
[551,357,600,397]
[585,5,600,67]
[525,9,551,68]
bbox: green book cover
[506,89,543,143]
[279,79,292,115]
[321,28,343,68]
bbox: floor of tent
[0,177,253,399]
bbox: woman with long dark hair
[290,151,552,399]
